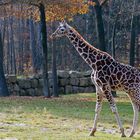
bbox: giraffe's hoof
[89,132,95,136]
[89,128,96,136]
[129,130,135,137]
[121,134,126,137]
[120,128,126,137]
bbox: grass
[0,92,140,140]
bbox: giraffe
[50,21,140,137]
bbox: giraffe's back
[117,63,140,92]
[95,57,140,93]
[107,62,140,92]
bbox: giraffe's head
[50,21,69,39]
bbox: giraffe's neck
[66,27,111,70]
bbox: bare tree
[0,31,9,96]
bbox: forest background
[0,0,139,97]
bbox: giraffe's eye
[59,26,65,32]
[61,28,64,32]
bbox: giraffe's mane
[70,26,113,59]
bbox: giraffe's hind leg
[129,101,139,137]
[103,86,126,137]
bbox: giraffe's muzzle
[50,33,56,40]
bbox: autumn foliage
[0,0,89,22]
[45,0,88,22]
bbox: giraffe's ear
[59,20,68,27]
[59,22,62,25]
[61,20,67,25]
[62,20,66,24]
[59,21,65,26]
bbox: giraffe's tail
[132,101,140,112]
[128,90,140,111]
[131,93,140,111]
[137,99,140,112]
[137,104,140,111]
[134,100,140,111]
[132,96,140,112]
[138,103,140,112]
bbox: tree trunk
[36,22,43,71]
[106,0,113,54]
[93,0,106,51]
[111,15,119,98]
[112,14,119,58]
[0,32,9,96]
[39,3,50,97]
[0,17,7,73]
[6,24,10,74]
[18,18,24,75]
[86,5,95,45]
[52,40,58,97]
[1,17,6,45]
[129,0,137,66]
[9,16,16,74]
[129,17,136,67]
[29,16,38,73]
[136,15,140,67]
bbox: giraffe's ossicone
[50,21,140,137]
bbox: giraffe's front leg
[104,89,126,137]
[89,91,103,136]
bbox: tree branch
[0,1,39,8]
[100,0,109,6]
[29,2,39,8]
[92,0,100,6]
[91,0,107,7]
[0,1,11,6]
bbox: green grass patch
[0,93,140,140]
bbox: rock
[27,75,35,79]
[65,86,73,94]
[49,88,53,96]
[72,86,79,93]
[18,79,31,89]
[58,87,65,94]
[8,87,11,92]
[82,70,92,77]
[72,86,85,93]
[31,79,38,88]
[84,86,95,93]
[33,74,42,79]
[19,89,26,96]
[7,75,17,83]
[38,79,43,88]
[59,78,70,86]
[73,87,85,93]
[48,71,52,79]
[79,78,91,87]
[6,70,96,96]
[26,89,35,96]
[12,91,18,96]
[70,78,79,86]
[69,71,83,78]
[57,70,69,78]
[35,88,43,96]
[14,84,20,92]
[49,79,53,87]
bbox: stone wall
[6,70,95,96]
